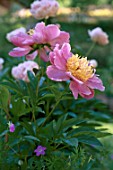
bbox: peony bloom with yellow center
[46,43,105,99]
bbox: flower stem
[41,98,61,128]
[85,42,96,57]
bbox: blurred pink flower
[6,27,26,42]
[8,122,15,133]
[9,22,70,62]
[11,61,39,82]
[30,0,59,19]
[88,27,109,45]
[46,43,105,99]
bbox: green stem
[41,98,61,128]
[85,42,96,57]
[32,109,36,122]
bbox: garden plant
[0,0,113,169]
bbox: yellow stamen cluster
[27,29,34,35]
[66,54,93,82]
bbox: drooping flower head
[34,145,46,156]
[9,22,70,62]
[8,122,15,133]
[30,0,59,19]
[88,27,109,45]
[46,43,105,99]
[6,27,26,42]
[11,61,39,82]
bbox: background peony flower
[11,61,39,82]
[46,43,105,99]
[6,27,26,42]
[34,145,46,156]
[88,27,109,45]
[89,59,98,68]
[9,22,70,62]
[0,58,4,70]
[30,0,59,19]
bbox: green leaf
[21,122,35,135]
[0,85,10,111]
[10,97,31,117]
[24,135,40,142]
[62,118,86,132]
[0,130,8,137]
[55,114,68,134]
[27,71,38,89]
[78,135,103,147]
[63,138,78,147]
[39,121,54,139]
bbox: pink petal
[9,46,32,57]
[51,31,70,47]
[45,25,60,41]
[66,72,83,84]
[86,75,105,91]
[61,43,72,60]
[69,81,79,99]
[46,65,69,81]
[33,22,45,43]
[80,89,94,99]
[26,50,38,60]
[78,84,92,95]
[54,50,66,70]
[10,33,34,46]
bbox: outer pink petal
[46,65,69,81]
[80,89,94,99]
[78,83,92,95]
[51,31,70,47]
[45,25,60,41]
[86,75,105,91]
[10,33,34,46]
[26,50,38,60]
[9,46,32,57]
[70,81,94,99]
[69,81,79,99]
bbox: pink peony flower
[88,27,109,45]
[30,0,59,19]
[34,145,46,156]
[8,122,15,133]
[9,22,70,62]
[46,43,105,99]
[6,27,26,42]
[11,61,39,82]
